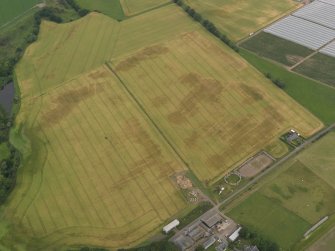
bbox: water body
[0,82,15,116]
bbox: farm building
[244,246,260,251]
[202,236,216,249]
[201,214,223,228]
[163,219,180,234]
[229,227,242,242]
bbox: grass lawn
[294,53,335,88]
[260,161,335,224]
[241,32,314,66]
[240,48,335,125]
[227,192,310,249]
[184,0,300,41]
[0,0,40,27]
[76,0,125,20]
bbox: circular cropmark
[224,172,242,186]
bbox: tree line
[265,73,286,89]
[65,0,90,17]
[172,0,239,52]
[0,115,20,204]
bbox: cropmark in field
[4,3,323,250]
[110,30,322,184]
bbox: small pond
[0,82,15,116]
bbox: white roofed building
[163,219,180,234]
[229,227,242,242]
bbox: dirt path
[289,37,335,70]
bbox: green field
[240,49,335,125]
[228,193,310,249]
[241,32,314,66]
[76,0,125,20]
[0,143,10,162]
[2,4,324,250]
[185,0,300,41]
[0,0,40,27]
[227,132,335,249]
[120,0,170,16]
[294,53,335,88]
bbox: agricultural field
[16,7,198,99]
[1,3,326,250]
[4,66,188,249]
[184,0,300,41]
[121,0,170,16]
[227,131,335,249]
[75,0,125,20]
[110,30,322,184]
[0,0,40,27]
[241,32,314,66]
[294,53,335,87]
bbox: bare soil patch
[238,152,274,178]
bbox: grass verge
[240,48,335,125]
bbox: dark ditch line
[105,63,192,170]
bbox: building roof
[174,235,194,251]
[216,240,228,251]
[203,236,216,249]
[229,227,242,242]
[201,214,223,228]
[188,226,206,241]
[163,219,180,233]
[244,246,260,251]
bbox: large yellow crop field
[3,4,323,250]
[185,0,301,41]
[110,31,322,184]
[6,66,187,249]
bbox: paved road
[171,123,335,241]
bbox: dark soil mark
[168,73,223,124]
[240,83,263,101]
[88,69,110,80]
[41,82,104,126]
[183,131,199,148]
[115,44,169,72]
